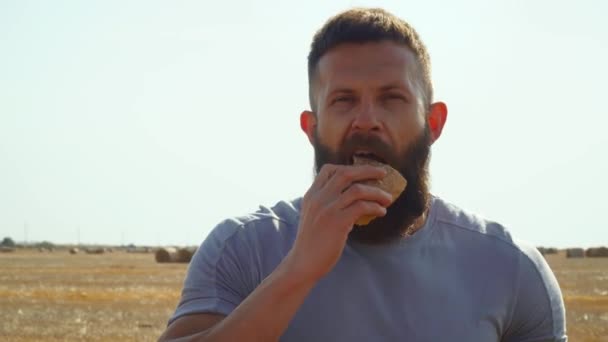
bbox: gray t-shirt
[170,196,567,341]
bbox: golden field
[0,249,606,341]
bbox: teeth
[354,150,373,156]
[352,151,384,164]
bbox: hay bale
[155,247,179,263]
[0,246,16,253]
[566,248,585,258]
[586,247,608,257]
[85,247,105,254]
[69,247,79,254]
[537,247,559,256]
[176,247,197,263]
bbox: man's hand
[286,163,393,282]
[159,163,393,342]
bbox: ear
[300,110,317,144]
[427,102,448,144]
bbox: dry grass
[0,249,606,341]
[0,250,185,342]
[545,252,608,341]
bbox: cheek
[388,111,425,142]
[316,115,350,148]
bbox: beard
[312,127,432,245]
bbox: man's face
[309,41,432,244]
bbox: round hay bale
[176,247,197,263]
[537,247,559,256]
[566,248,585,258]
[586,247,608,257]
[155,247,179,263]
[69,247,79,254]
[85,247,105,254]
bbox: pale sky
[1,0,606,248]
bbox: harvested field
[0,249,185,341]
[547,251,608,341]
[0,249,606,341]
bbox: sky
[1,0,606,248]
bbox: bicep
[162,222,257,340]
[503,248,567,341]
[159,313,226,342]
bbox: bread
[352,156,407,226]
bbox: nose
[351,99,381,133]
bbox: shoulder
[432,195,514,245]
[201,197,302,252]
[429,196,551,289]
[430,196,566,339]
[431,195,541,260]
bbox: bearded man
[160,8,567,342]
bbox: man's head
[307,7,433,113]
[300,8,448,244]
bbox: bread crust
[353,156,407,226]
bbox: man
[160,8,567,342]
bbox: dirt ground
[0,249,606,341]
[0,250,185,342]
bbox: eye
[383,93,407,103]
[333,96,354,104]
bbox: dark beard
[313,128,432,245]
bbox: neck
[403,198,431,237]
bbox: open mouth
[350,151,386,165]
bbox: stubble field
[0,249,606,341]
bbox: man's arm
[158,253,316,342]
[158,313,225,341]
[158,164,393,342]
[503,245,567,342]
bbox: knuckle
[321,163,336,174]
[360,200,381,213]
[339,169,354,182]
[348,183,365,197]
[358,200,373,211]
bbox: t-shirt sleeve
[503,245,567,342]
[167,219,256,325]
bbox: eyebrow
[324,80,417,103]
[379,82,413,97]
[328,88,355,95]
[328,82,413,95]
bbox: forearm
[195,254,317,342]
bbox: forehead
[316,41,419,92]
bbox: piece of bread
[353,156,407,226]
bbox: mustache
[337,133,398,165]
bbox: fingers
[318,164,387,195]
[304,163,392,230]
[336,183,393,210]
[341,200,387,227]
[311,164,339,192]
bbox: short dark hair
[307,8,433,112]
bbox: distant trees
[36,241,55,250]
[1,237,16,247]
